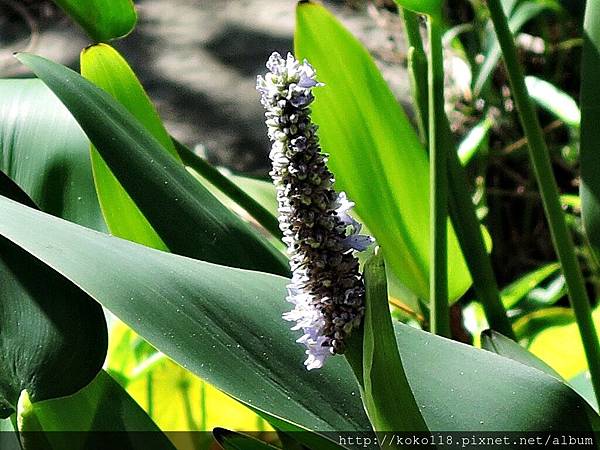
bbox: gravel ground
[0,0,410,173]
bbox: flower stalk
[257,52,373,370]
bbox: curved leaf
[0,195,596,433]
[0,177,107,419]
[294,2,471,301]
[80,44,176,250]
[0,79,105,231]
[18,371,175,450]
[51,0,137,42]
[16,52,288,277]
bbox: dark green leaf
[349,250,427,432]
[18,371,175,450]
[481,330,562,379]
[80,43,176,250]
[0,178,107,419]
[16,52,288,277]
[0,79,105,231]
[213,428,278,450]
[51,0,137,42]
[0,196,597,433]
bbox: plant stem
[172,138,282,240]
[487,0,600,404]
[428,15,450,338]
[401,9,429,144]
[401,9,515,338]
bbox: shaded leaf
[0,79,104,231]
[18,371,175,450]
[0,195,597,433]
[481,330,562,379]
[17,52,288,277]
[213,428,278,450]
[0,176,106,419]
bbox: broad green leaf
[213,428,278,450]
[570,372,598,411]
[481,330,562,379]
[80,44,178,250]
[0,175,106,420]
[349,250,428,432]
[525,76,581,128]
[295,2,471,302]
[0,196,597,433]
[18,371,175,450]
[51,0,136,42]
[0,79,104,231]
[17,52,288,277]
[580,0,600,260]
[474,1,559,95]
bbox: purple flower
[257,52,374,370]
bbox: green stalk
[401,9,429,144]
[428,15,450,338]
[487,0,600,404]
[172,138,282,240]
[401,8,515,339]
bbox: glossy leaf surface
[17,52,288,277]
[0,196,597,434]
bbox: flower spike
[257,52,373,370]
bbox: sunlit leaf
[295,1,471,301]
[0,196,596,434]
[51,0,137,42]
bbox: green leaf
[51,0,137,42]
[213,428,278,450]
[80,44,177,250]
[0,79,105,231]
[18,371,175,450]
[569,372,598,411]
[525,76,581,128]
[392,0,442,17]
[481,330,562,379]
[501,262,561,309]
[580,0,600,260]
[0,196,597,433]
[347,250,428,432]
[295,1,471,302]
[174,139,281,239]
[527,307,600,380]
[16,52,288,277]
[513,307,574,343]
[0,176,107,419]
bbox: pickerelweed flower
[257,52,373,370]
